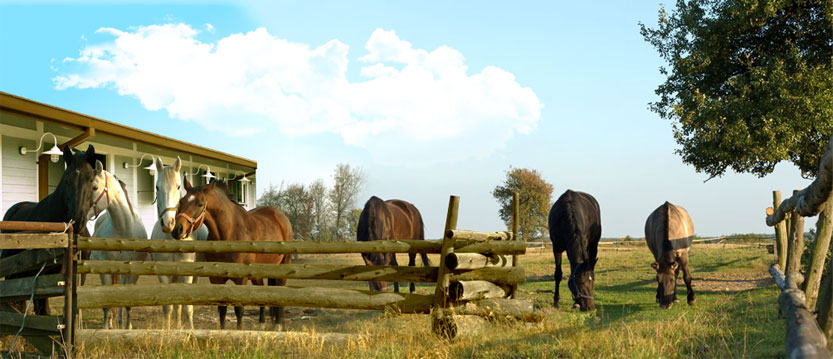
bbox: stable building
[0,91,257,233]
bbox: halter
[175,204,206,237]
[568,273,595,301]
[91,174,110,220]
[158,205,178,220]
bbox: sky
[0,1,814,238]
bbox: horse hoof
[688,298,696,305]
[571,303,580,309]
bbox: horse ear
[173,157,182,172]
[95,160,104,173]
[184,177,192,191]
[155,156,164,172]
[84,144,96,166]
[651,262,659,271]
[63,145,73,164]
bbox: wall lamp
[19,132,63,163]
[123,153,157,175]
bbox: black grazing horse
[548,190,601,311]
[2,144,97,315]
[357,196,430,292]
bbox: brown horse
[172,179,293,329]
[644,201,696,309]
[357,196,430,292]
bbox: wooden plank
[446,230,513,242]
[448,280,510,301]
[76,260,523,285]
[76,237,526,255]
[77,283,435,313]
[445,253,512,270]
[0,324,59,337]
[76,329,361,347]
[0,273,66,301]
[0,233,68,249]
[0,311,63,333]
[0,249,65,277]
[0,221,68,233]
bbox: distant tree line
[257,163,365,241]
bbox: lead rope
[8,260,50,354]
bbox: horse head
[155,157,183,233]
[62,144,97,231]
[172,178,210,240]
[569,258,597,311]
[652,260,679,309]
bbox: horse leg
[218,306,228,329]
[680,254,696,305]
[252,279,266,326]
[673,262,681,303]
[121,274,138,329]
[391,254,400,293]
[100,274,113,329]
[181,275,195,330]
[553,250,563,308]
[268,278,286,331]
[234,306,244,330]
[408,253,417,293]
[158,275,173,329]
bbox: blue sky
[0,1,811,237]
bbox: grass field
[2,243,783,358]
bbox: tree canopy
[492,167,554,241]
[640,0,833,178]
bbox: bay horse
[89,161,149,329]
[172,179,292,330]
[645,201,696,309]
[150,156,208,329]
[357,196,430,293]
[1,144,97,315]
[548,190,601,311]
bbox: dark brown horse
[172,179,293,329]
[2,145,98,315]
[548,190,601,311]
[357,196,430,293]
[645,201,696,309]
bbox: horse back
[645,202,694,261]
[385,199,423,241]
[2,201,37,224]
[548,190,601,261]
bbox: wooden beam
[766,133,833,226]
[59,127,94,149]
[0,233,69,250]
[75,237,527,255]
[0,221,68,232]
[445,230,513,242]
[450,298,540,322]
[0,311,63,333]
[37,155,48,201]
[0,249,65,277]
[0,273,66,301]
[448,280,510,301]
[769,264,831,358]
[445,253,512,270]
[77,284,435,313]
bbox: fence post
[773,191,789,269]
[817,257,832,350]
[511,191,519,299]
[804,196,833,310]
[62,228,76,359]
[785,191,805,287]
[432,195,460,338]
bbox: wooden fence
[1,194,535,358]
[0,221,77,359]
[766,134,833,358]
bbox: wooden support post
[63,230,76,359]
[786,191,805,287]
[817,255,832,350]
[804,196,833,310]
[511,191,519,299]
[432,195,460,339]
[773,190,789,269]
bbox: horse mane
[116,176,135,216]
[210,179,242,208]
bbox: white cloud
[54,25,542,165]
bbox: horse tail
[417,212,431,267]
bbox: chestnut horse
[357,196,430,293]
[172,179,292,330]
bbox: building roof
[0,91,256,169]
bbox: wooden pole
[773,191,789,269]
[817,259,832,350]
[445,253,512,270]
[804,196,833,310]
[786,190,806,287]
[432,195,460,339]
[770,264,831,358]
[766,133,833,225]
[62,231,75,359]
[446,230,513,241]
[511,191,519,299]
[448,280,510,301]
[75,237,525,255]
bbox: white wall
[1,135,37,216]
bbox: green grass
[3,244,784,358]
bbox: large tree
[492,167,554,241]
[256,182,283,208]
[277,183,314,241]
[640,0,833,178]
[329,164,365,241]
[308,179,332,241]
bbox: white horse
[150,157,208,329]
[90,160,149,329]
